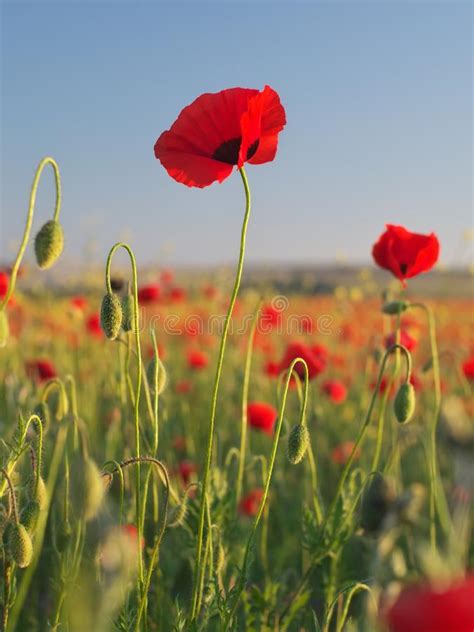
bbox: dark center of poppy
[213,137,259,165]
[399,263,408,275]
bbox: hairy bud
[21,500,40,534]
[287,423,309,464]
[382,300,409,315]
[394,382,416,424]
[121,294,136,332]
[147,357,167,395]
[100,293,122,340]
[8,524,33,568]
[34,220,64,269]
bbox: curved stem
[105,242,144,581]
[236,298,262,507]
[1,157,61,310]
[224,358,310,629]
[190,167,252,621]
[0,469,19,524]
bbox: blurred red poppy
[187,349,209,369]
[372,224,440,285]
[259,304,282,330]
[26,359,57,383]
[462,356,474,381]
[138,284,161,304]
[122,524,145,550]
[385,330,417,352]
[178,460,197,485]
[70,295,88,311]
[279,341,326,380]
[0,271,15,306]
[86,313,103,338]
[247,401,277,435]
[322,379,347,404]
[239,489,264,517]
[331,441,360,465]
[384,575,474,632]
[154,85,286,188]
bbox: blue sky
[1,1,472,267]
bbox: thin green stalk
[0,157,61,311]
[105,242,144,583]
[190,167,252,621]
[236,298,262,507]
[224,357,310,629]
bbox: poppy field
[0,87,473,632]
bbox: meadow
[0,86,473,632]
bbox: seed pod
[80,458,105,522]
[34,476,48,510]
[121,294,136,332]
[147,357,167,395]
[34,220,64,269]
[21,500,40,534]
[100,293,122,340]
[382,301,409,315]
[0,310,9,348]
[360,473,396,533]
[287,423,309,464]
[8,523,33,568]
[394,382,416,424]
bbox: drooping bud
[147,357,167,395]
[100,293,122,340]
[360,473,397,533]
[8,523,33,568]
[394,382,416,424]
[382,300,409,315]
[21,500,40,534]
[287,423,309,464]
[167,497,188,529]
[0,311,9,348]
[34,220,64,269]
[121,294,136,332]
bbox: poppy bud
[394,382,416,424]
[167,497,188,528]
[360,473,396,533]
[21,500,40,534]
[287,423,309,464]
[81,458,105,522]
[34,220,64,269]
[100,293,122,340]
[34,476,48,511]
[8,523,33,568]
[121,294,136,332]
[147,357,167,395]
[0,311,9,348]
[382,301,409,315]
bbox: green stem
[105,242,144,583]
[1,157,61,310]
[236,298,261,507]
[190,167,252,621]
[224,357,310,629]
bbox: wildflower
[462,356,474,381]
[137,284,161,305]
[279,341,326,380]
[154,85,286,188]
[187,349,209,369]
[322,379,347,404]
[178,460,197,486]
[247,401,277,435]
[25,359,57,383]
[239,489,264,517]
[372,224,440,285]
[70,295,88,311]
[331,441,360,465]
[86,313,103,338]
[385,329,417,352]
[384,575,474,632]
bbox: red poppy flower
[203,285,219,300]
[187,349,209,369]
[138,284,161,305]
[247,401,277,435]
[26,359,57,383]
[160,269,174,285]
[279,341,326,381]
[122,524,145,550]
[372,224,440,285]
[384,575,474,632]
[70,295,88,311]
[264,360,281,378]
[86,313,103,338]
[462,357,474,381]
[154,85,286,188]
[178,460,197,485]
[0,271,8,298]
[322,379,347,404]
[370,376,396,398]
[239,489,264,517]
[168,287,186,303]
[331,441,361,465]
[259,304,283,330]
[385,330,417,352]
